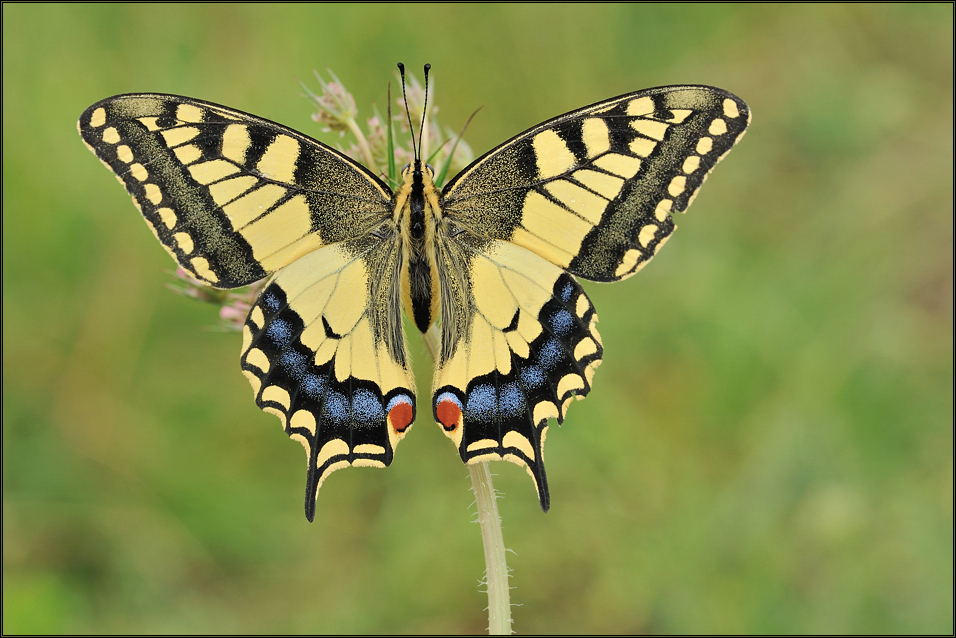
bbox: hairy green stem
[424,325,512,635]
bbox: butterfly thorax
[396,161,442,334]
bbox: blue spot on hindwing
[537,338,563,370]
[324,390,349,425]
[550,309,574,337]
[465,384,497,421]
[520,365,546,388]
[352,389,384,426]
[280,349,308,380]
[559,281,574,303]
[260,289,282,313]
[300,372,327,400]
[265,318,293,347]
[499,382,525,417]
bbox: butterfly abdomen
[397,161,442,333]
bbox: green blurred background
[3,4,952,634]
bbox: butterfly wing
[432,233,602,510]
[442,85,750,281]
[436,86,749,507]
[78,94,392,287]
[241,234,415,521]
[79,94,415,520]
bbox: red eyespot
[388,401,414,433]
[436,399,461,432]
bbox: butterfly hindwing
[240,235,415,521]
[442,85,750,282]
[78,94,392,288]
[431,235,603,510]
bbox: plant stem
[470,461,512,635]
[424,325,512,635]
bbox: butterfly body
[78,82,749,520]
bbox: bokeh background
[3,4,952,634]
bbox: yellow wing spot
[638,224,658,247]
[668,176,686,197]
[575,293,590,318]
[574,337,598,360]
[573,169,624,202]
[222,124,252,164]
[629,137,657,158]
[209,175,258,207]
[593,153,642,179]
[585,359,601,385]
[316,461,350,488]
[257,135,300,182]
[723,98,740,118]
[515,307,544,343]
[470,451,504,464]
[354,443,386,455]
[160,126,201,147]
[696,136,713,155]
[631,119,669,141]
[532,129,575,179]
[224,183,287,229]
[241,194,312,260]
[708,118,727,136]
[467,318,497,379]
[665,109,692,123]
[615,249,641,278]
[102,127,120,144]
[245,347,271,373]
[545,179,608,224]
[189,159,240,185]
[654,198,672,222]
[505,330,530,360]
[682,155,701,174]
[176,103,204,123]
[250,306,265,329]
[467,439,499,453]
[471,258,518,330]
[144,183,163,204]
[502,431,536,461]
[89,108,106,128]
[262,385,291,410]
[581,117,610,156]
[173,144,202,165]
[116,145,133,163]
[138,117,160,132]
[626,96,655,116]
[289,432,309,451]
[290,409,316,434]
[156,207,177,230]
[353,459,387,469]
[519,191,591,261]
[533,400,559,424]
[129,163,148,182]
[242,369,262,396]
[173,232,194,255]
[189,256,218,283]
[315,439,350,469]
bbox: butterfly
[78,68,749,521]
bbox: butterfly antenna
[420,63,431,160]
[397,62,418,161]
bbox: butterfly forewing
[78,94,392,288]
[442,85,750,281]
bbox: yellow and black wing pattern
[79,84,748,518]
[78,94,416,521]
[434,85,750,509]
